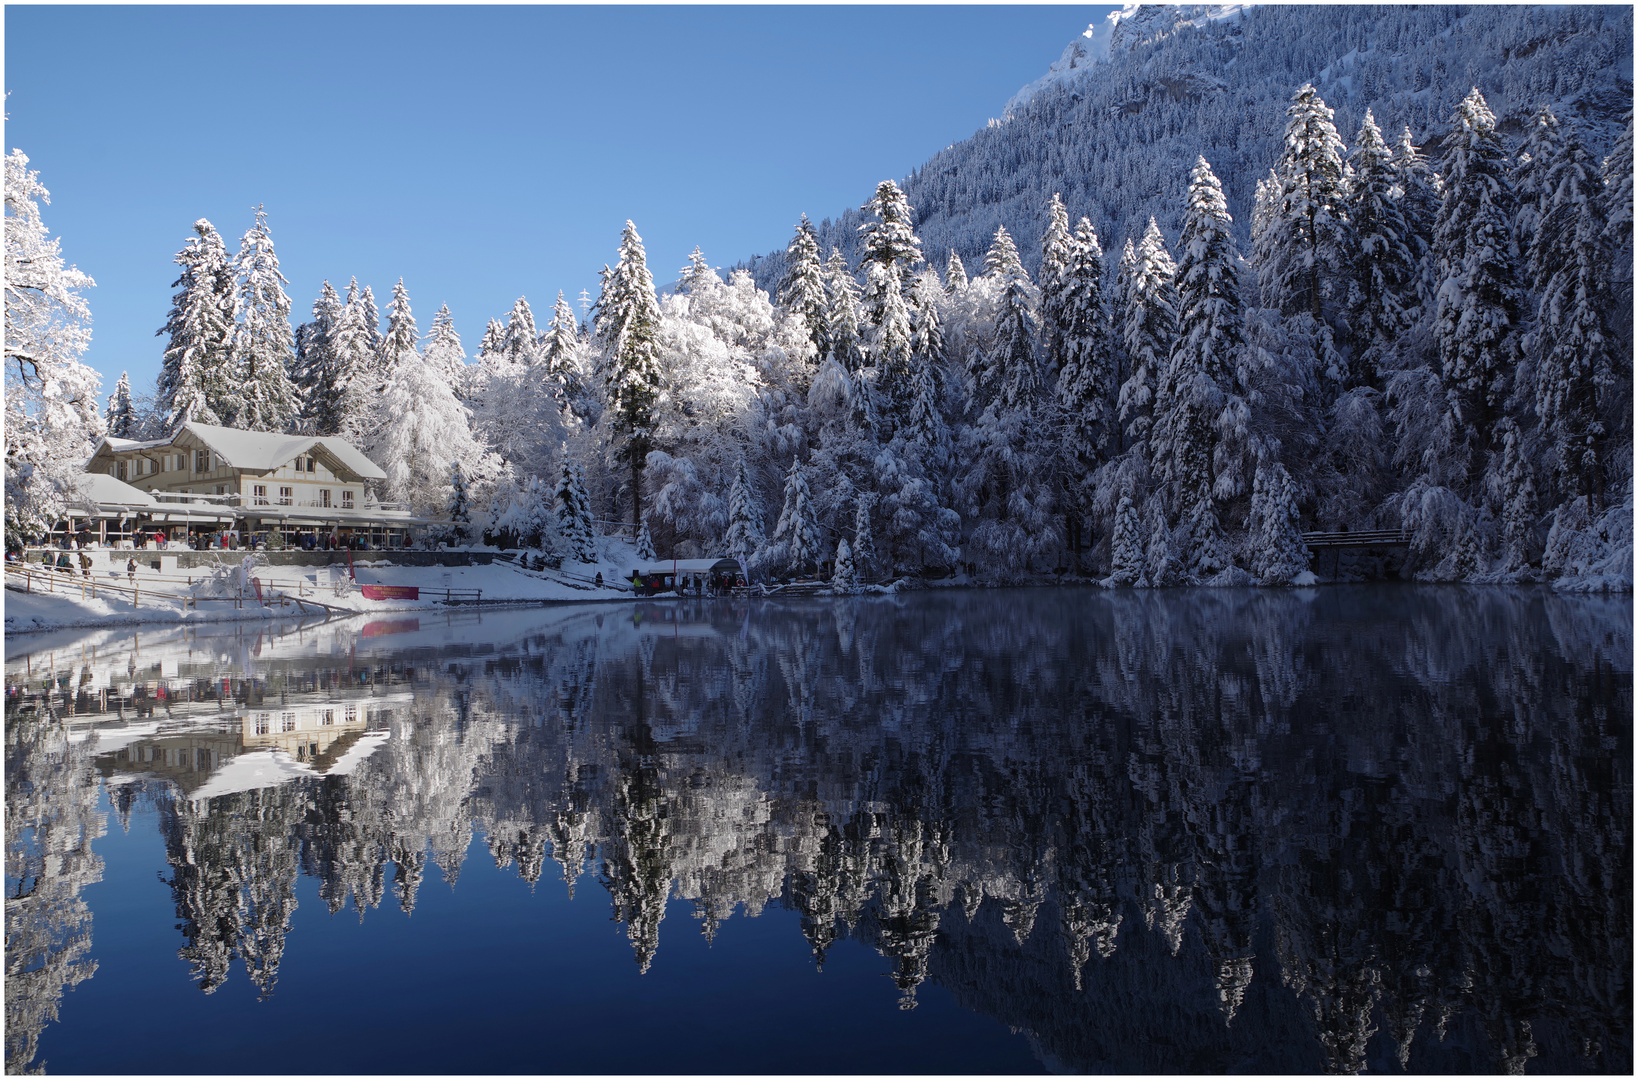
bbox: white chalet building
[83,422,421,547]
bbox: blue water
[5,586,1631,1074]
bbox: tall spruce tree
[773,458,821,577]
[424,304,467,387]
[1345,111,1417,388]
[865,260,915,427]
[232,208,300,432]
[379,279,419,380]
[1433,87,1524,472]
[555,459,598,563]
[1530,118,1614,502]
[292,281,342,431]
[357,284,382,358]
[945,250,968,293]
[541,291,583,401]
[320,290,379,442]
[503,297,538,367]
[780,216,830,361]
[725,457,765,576]
[594,221,665,531]
[1252,84,1351,327]
[858,180,923,286]
[1039,194,1077,379]
[852,497,876,583]
[156,219,238,430]
[1118,220,1178,453]
[105,372,136,439]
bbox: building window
[116,460,127,481]
[282,712,297,732]
[278,486,292,506]
[195,450,210,473]
[322,709,334,726]
[214,485,227,497]
[255,714,270,735]
[342,490,354,509]
[344,705,357,724]
[253,485,267,506]
[321,489,332,508]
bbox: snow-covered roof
[183,422,387,480]
[89,434,170,457]
[636,558,741,575]
[71,472,160,508]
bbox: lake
[5,586,1631,1074]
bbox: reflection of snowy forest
[7,589,1630,1073]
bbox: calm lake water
[5,586,1631,1074]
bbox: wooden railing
[1301,530,1409,550]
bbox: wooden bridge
[1301,529,1408,550]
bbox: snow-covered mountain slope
[742,4,1631,287]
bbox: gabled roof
[85,422,388,481]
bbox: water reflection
[5,588,1631,1073]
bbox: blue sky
[7,5,1117,399]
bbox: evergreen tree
[1039,193,1077,379]
[905,272,951,465]
[357,283,382,358]
[372,341,485,516]
[424,304,467,388]
[1603,111,1634,450]
[823,248,874,431]
[1344,111,1418,388]
[1155,158,1243,561]
[1496,417,1538,572]
[852,497,876,583]
[773,458,821,576]
[1393,125,1442,305]
[540,291,583,401]
[1252,84,1351,326]
[724,457,765,576]
[379,279,419,380]
[319,291,379,442]
[859,179,923,285]
[635,517,656,562]
[292,282,342,431]
[232,207,300,432]
[447,461,471,543]
[594,221,665,531]
[478,317,506,362]
[865,260,915,426]
[555,458,598,563]
[831,537,855,589]
[780,216,830,360]
[1249,462,1309,584]
[975,225,1039,410]
[1433,88,1524,468]
[1119,220,1178,452]
[1530,118,1614,502]
[156,219,238,430]
[504,296,538,367]
[1512,107,1563,259]
[1054,219,1116,468]
[945,250,968,293]
[1107,487,1146,586]
[105,372,135,439]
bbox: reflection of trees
[19,587,1630,1073]
[5,716,106,1075]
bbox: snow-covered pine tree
[320,290,379,443]
[1603,111,1634,381]
[780,216,830,361]
[447,461,471,544]
[1118,220,1178,453]
[593,221,665,531]
[1512,107,1563,260]
[1252,84,1351,329]
[293,281,342,431]
[724,457,765,577]
[852,497,876,583]
[822,248,875,431]
[1249,462,1309,584]
[478,317,506,363]
[555,458,598,563]
[1107,486,1146,586]
[1052,214,1116,554]
[357,283,382,359]
[635,516,656,562]
[773,458,821,577]
[831,537,855,589]
[105,372,136,439]
[1153,159,1242,551]
[5,149,104,550]
[865,260,914,427]
[1393,126,1442,307]
[1039,193,1076,381]
[905,271,951,465]
[859,179,923,286]
[1530,117,1614,503]
[1344,111,1417,388]
[540,291,583,405]
[424,304,467,389]
[232,207,301,432]
[503,296,538,367]
[1495,417,1538,573]
[945,250,968,293]
[977,225,1039,410]
[156,219,238,430]
[379,279,419,381]
[1433,88,1524,472]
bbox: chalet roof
[183,423,387,481]
[71,472,160,508]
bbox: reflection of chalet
[78,420,423,546]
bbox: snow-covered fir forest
[6,4,1633,589]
